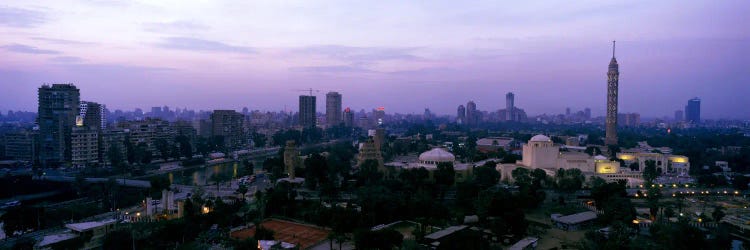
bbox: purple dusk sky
[0,1,748,119]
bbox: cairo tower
[605,41,619,146]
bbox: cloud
[49,56,84,63]
[155,37,255,54]
[294,45,421,63]
[289,65,375,73]
[143,20,208,33]
[2,44,60,54]
[58,63,175,72]
[0,7,47,28]
[32,37,97,46]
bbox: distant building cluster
[455,92,528,126]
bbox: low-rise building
[509,237,539,250]
[3,131,36,162]
[551,211,597,231]
[36,219,117,250]
[476,137,514,153]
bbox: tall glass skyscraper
[685,97,701,123]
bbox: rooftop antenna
[612,40,616,58]
[293,88,320,96]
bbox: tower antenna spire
[612,40,616,58]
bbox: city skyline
[1,1,749,119]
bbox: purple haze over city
[0,1,748,119]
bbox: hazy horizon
[1,1,748,119]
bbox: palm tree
[236,184,248,200]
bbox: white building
[498,134,645,187]
[385,148,500,183]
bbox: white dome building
[419,148,455,165]
[521,134,558,168]
[529,134,552,142]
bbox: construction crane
[294,88,322,96]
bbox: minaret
[605,41,619,146]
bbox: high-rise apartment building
[79,101,106,130]
[101,129,127,166]
[456,105,465,124]
[617,113,640,127]
[466,101,477,126]
[299,95,316,128]
[374,107,385,126]
[674,110,684,122]
[211,110,246,150]
[506,92,515,121]
[685,97,701,123]
[325,92,342,126]
[118,118,174,157]
[71,126,99,168]
[343,107,354,127]
[38,83,80,166]
[605,41,619,146]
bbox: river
[167,159,266,186]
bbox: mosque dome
[419,148,455,164]
[529,134,551,142]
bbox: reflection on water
[171,160,263,186]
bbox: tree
[251,132,267,148]
[581,222,632,250]
[629,162,639,171]
[103,229,133,250]
[357,159,382,186]
[643,160,658,183]
[237,184,248,201]
[511,167,531,187]
[134,142,152,165]
[155,138,170,161]
[434,162,455,200]
[150,175,171,196]
[195,137,212,156]
[645,183,662,221]
[107,143,124,169]
[712,206,726,222]
[584,146,602,156]
[502,153,521,164]
[2,206,42,237]
[474,163,500,188]
[354,228,404,250]
[531,168,547,188]
[124,136,135,164]
[209,172,231,193]
[169,144,181,160]
[733,175,749,190]
[176,135,193,159]
[556,168,585,194]
[589,176,607,189]
[607,145,620,159]
[304,153,328,190]
[242,160,254,175]
[649,221,707,249]
[591,180,635,224]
